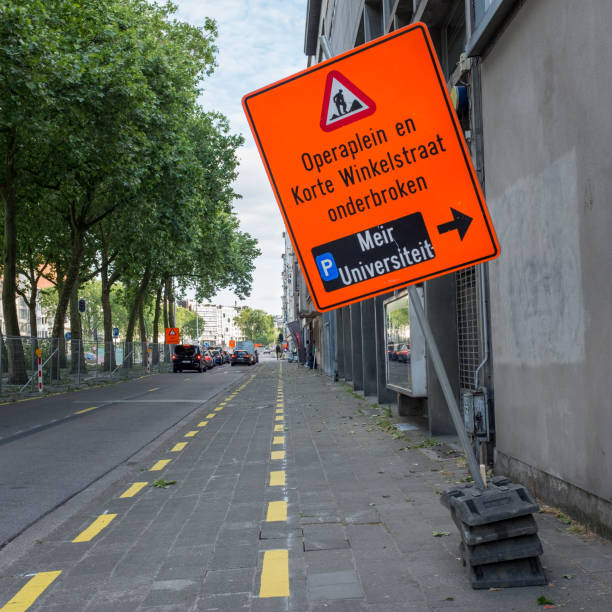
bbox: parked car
[230,349,255,366]
[236,341,258,363]
[172,344,204,373]
[396,344,411,363]
[201,349,215,370]
[263,346,271,355]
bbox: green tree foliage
[0,0,258,379]
[234,308,276,345]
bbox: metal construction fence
[0,336,175,395]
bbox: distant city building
[193,303,244,346]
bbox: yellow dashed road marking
[273,436,285,445]
[198,421,209,427]
[266,500,287,522]
[215,407,223,412]
[276,409,284,414]
[74,406,98,415]
[172,442,188,451]
[150,459,171,471]
[0,571,62,612]
[73,514,117,543]
[206,413,215,419]
[275,416,284,422]
[120,482,148,498]
[274,425,284,432]
[184,431,198,438]
[259,550,290,597]
[148,387,160,392]
[269,471,286,486]
[271,451,285,460]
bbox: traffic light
[78,298,86,313]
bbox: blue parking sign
[113,327,119,338]
[315,252,339,282]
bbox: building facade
[193,303,244,346]
[302,0,612,536]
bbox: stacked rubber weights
[441,476,547,589]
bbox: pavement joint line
[74,406,98,415]
[269,471,286,486]
[265,500,287,522]
[171,442,188,451]
[259,549,290,598]
[120,482,148,498]
[0,570,62,612]
[197,421,208,427]
[72,514,117,543]
[150,459,171,471]
[184,430,198,438]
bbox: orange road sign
[243,23,499,312]
[165,328,180,344]
[229,339,236,348]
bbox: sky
[173,0,308,316]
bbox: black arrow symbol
[437,208,473,240]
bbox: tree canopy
[234,307,276,345]
[0,0,259,381]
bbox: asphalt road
[0,362,254,548]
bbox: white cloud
[174,0,306,315]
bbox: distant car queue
[171,343,260,372]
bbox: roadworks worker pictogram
[320,70,376,132]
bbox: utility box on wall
[384,288,427,397]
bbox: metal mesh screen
[456,267,482,390]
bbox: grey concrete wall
[350,303,363,391]
[424,277,459,436]
[481,0,612,506]
[342,306,353,381]
[361,299,378,396]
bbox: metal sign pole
[407,284,485,489]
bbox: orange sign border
[243,23,499,312]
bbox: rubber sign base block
[441,476,546,589]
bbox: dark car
[201,349,215,370]
[172,344,204,373]
[230,349,255,366]
[396,344,411,363]
[212,349,224,366]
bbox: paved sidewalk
[0,360,611,611]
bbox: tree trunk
[163,283,169,362]
[69,283,86,374]
[50,230,84,379]
[100,233,117,371]
[1,128,27,384]
[166,277,175,327]
[138,300,147,367]
[152,284,162,365]
[125,267,151,367]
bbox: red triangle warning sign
[320,70,376,132]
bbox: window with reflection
[384,290,427,396]
[385,293,413,391]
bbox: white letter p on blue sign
[315,252,338,281]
